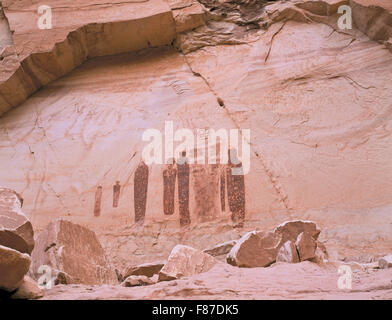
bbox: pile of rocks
[117,220,329,287]
[227,220,328,267]
[0,187,42,299]
[119,245,218,286]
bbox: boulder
[0,244,31,291]
[204,240,237,257]
[227,231,282,268]
[379,255,392,269]
[158,245,217,281]
[121,275,155,287]
[276,241,300,263]
[123,261,165,279]
[295,232,317,261]
[11,276,43,300]
[30,219,117,285]
[274,220,320,247]
[52,270,76,286]
[0,187,34,254]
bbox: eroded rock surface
[274,221,321,248]
[276,240,300,263]
[295,232,317,261]
[30,219,117,285]
[0,187,34,254]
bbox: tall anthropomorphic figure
[163,159,177,216]
[134,161,149,224]
[177,151,191,227]
[113,181,121,208]
[226,148,245,227]
[94,185,103,217]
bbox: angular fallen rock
[30,219,117,285]
[378,255,392,269]
[123,261,165,279]
[0,244,31,291]
[11,275,43,300]
[276,241,300,263]
[121,275,155,287]
[204,240,237,257]
[52,270,76,286]
[227,231,282,268]
[158,245,217,281]
[274,220,321,247]
[0,187,34,254]
[295,232,317,261]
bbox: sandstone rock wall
[0,0,391,268]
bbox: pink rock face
[276,241,300,263]
[158,245,217,281]
[30,219,117,285]
[227,231,282,267]
[295,232,317,261]
[0,187,34,254]
[0,0,391,277]
[0,244,31,291]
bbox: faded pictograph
[94,185,102,217]
[177,151,191,227]
[93,132,247,227]
[113,181,121,208]
[134,161,149,224]
[163,159,177,216]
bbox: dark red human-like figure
[94,185,103,217]
[163,160,177,216]
[113,181,121,208]
[177,151,191,227]
[134,161,149,224]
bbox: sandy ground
[40,261,392,300]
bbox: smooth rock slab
[158,245,217,281]
[123,261,165,279]
[379,255,392,269]
[295,232,317,261]
[227,231,282,268]
[276,241,300,263]
[204,240,237,257]
[0,244,31,291]
[30,219,117,285]
[0,187,34,254]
